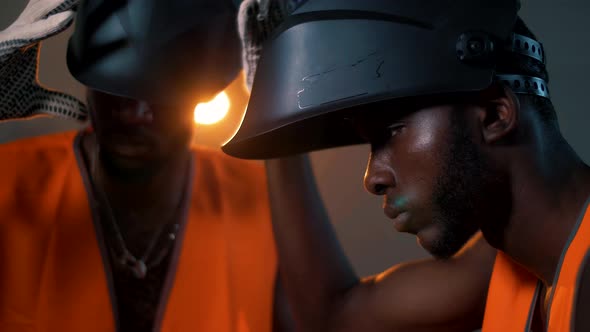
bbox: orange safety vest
[0,131,278,332]
[482,199,590,332]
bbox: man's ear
[477,84,521,144]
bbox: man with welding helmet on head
[0,0,291,331]
[225,0,590,331]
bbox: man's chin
[421,243,458,260]
[417,231,464,260]
[100,151,162,181]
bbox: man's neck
[499,147,590,287]
[82,132,191,226]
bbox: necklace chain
[90,145,188,279]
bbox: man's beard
[427,111,510,259]
[97,130,193,184]
[99,148,167,183]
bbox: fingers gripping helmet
[67,0,243,105]
[223,0,549,159]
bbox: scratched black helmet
[222,0,549,159]
[67,0,242,105]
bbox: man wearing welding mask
[225,0,590,331]
[0,0,291,331]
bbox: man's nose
[115,100,153,124]
[364,150,396,196]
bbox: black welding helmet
[67,0,242,105]
[222,0,550,159]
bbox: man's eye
[388,124,404,137]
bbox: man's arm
[265,154,497,332]
[272,272,294,332]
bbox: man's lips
[104,132,158,158]
[109,143,154,158]
[383,204,402,220]
[384,202,422,234]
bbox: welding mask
[222,0,549,159]
[67,0,243,106]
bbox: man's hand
[0,0,87,122]
[238,0,304,91]
[0,0,78,58]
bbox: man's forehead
[348,97,434,126]
[349,92,479,124]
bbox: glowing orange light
[193,91,231,125]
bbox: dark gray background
[1,1,589,317]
